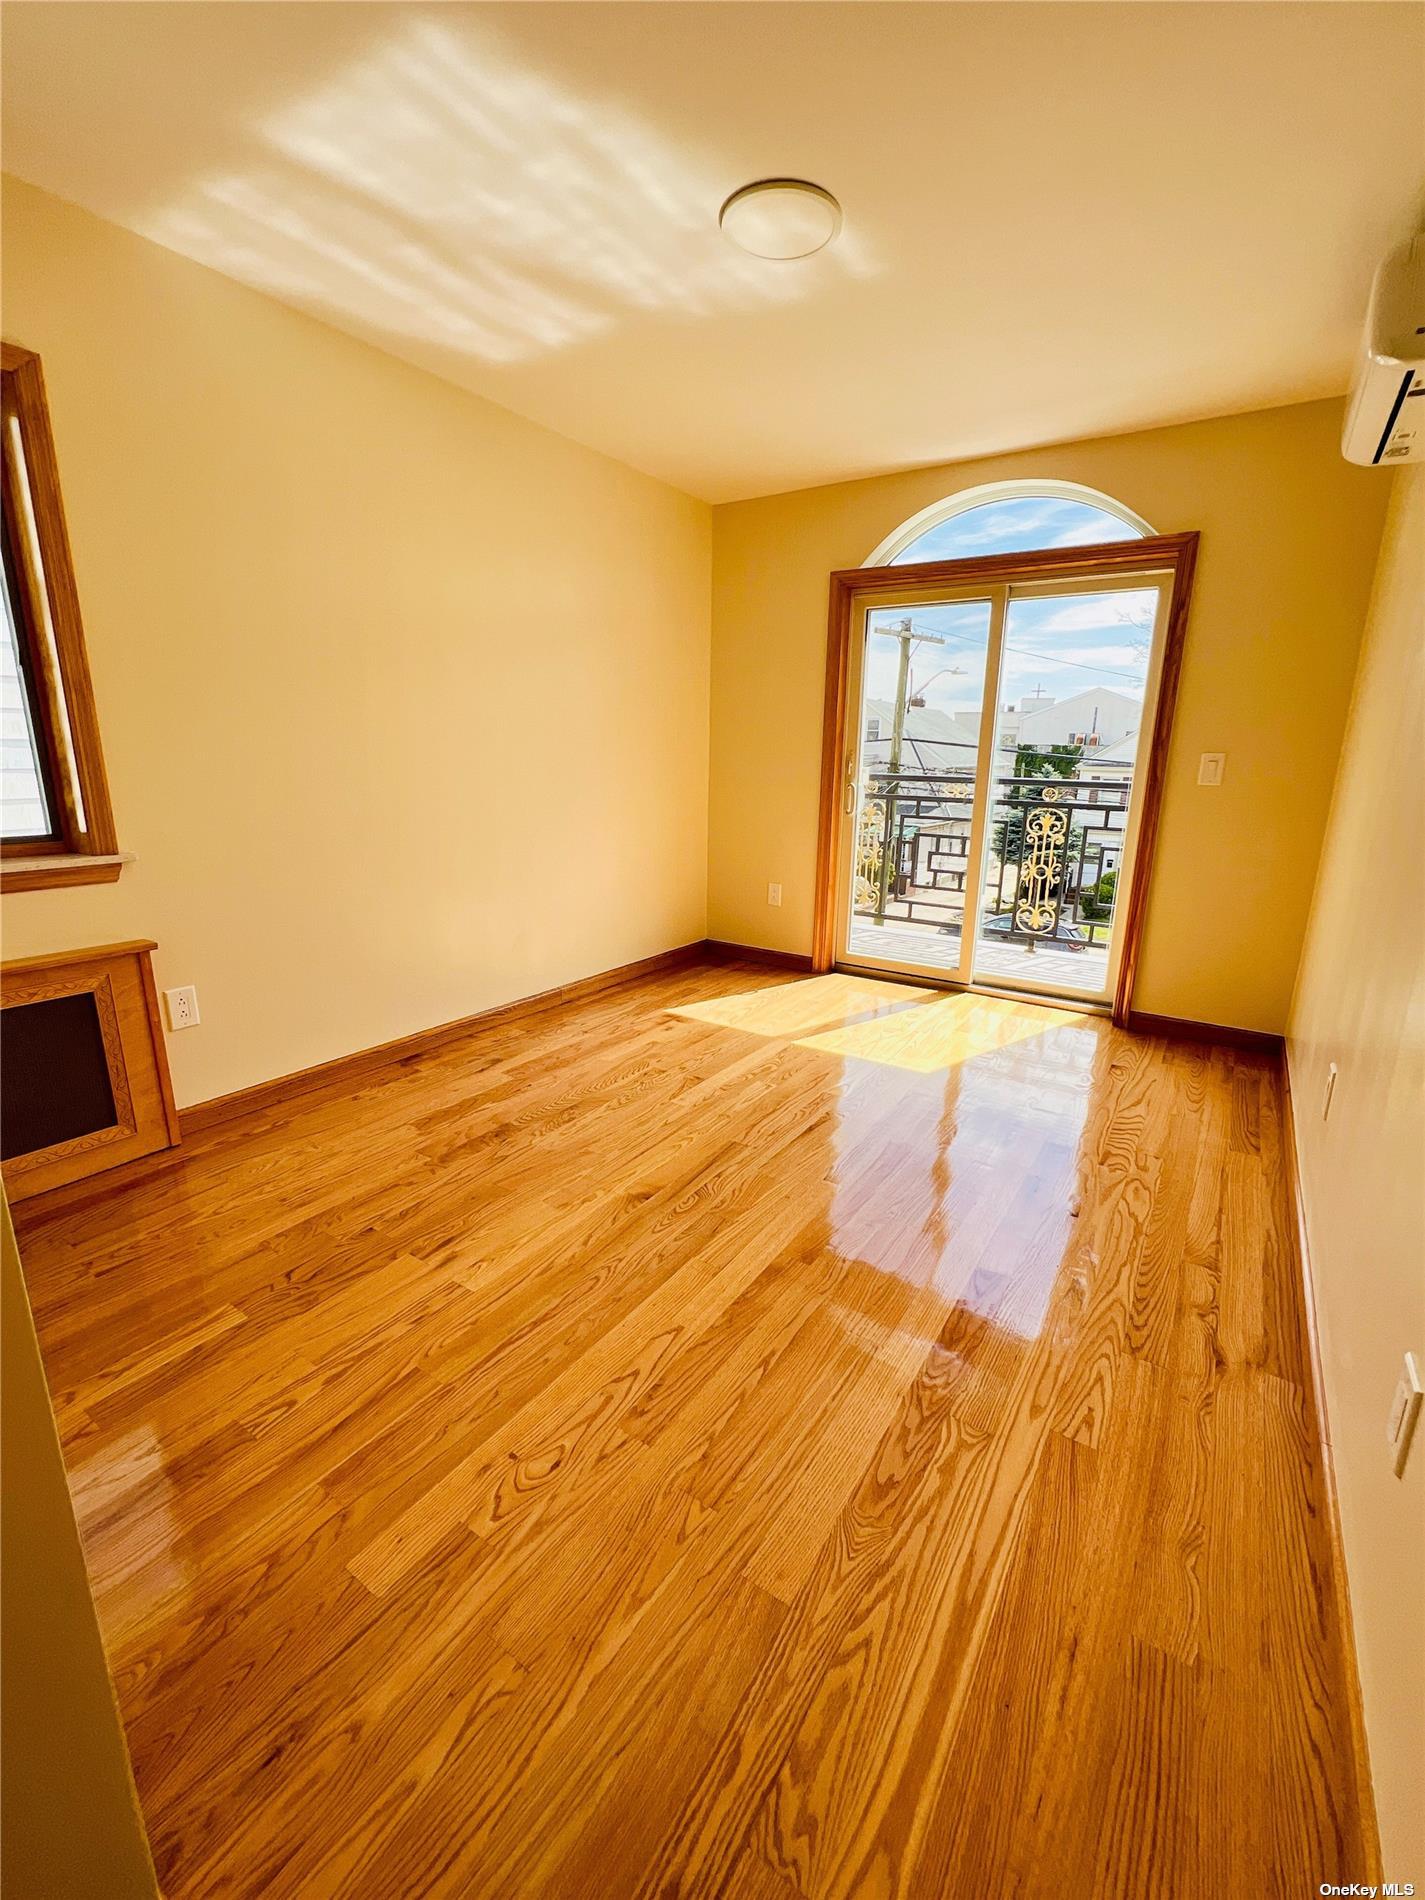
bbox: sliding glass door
[836,587,1005,984]
[835,571,1171,1006]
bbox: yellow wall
[0,176,711,1108]
[708,403,1389,1031]
[1287,466,1424,1876]
[0,178,1392,1088]
[1,1196,159,1896]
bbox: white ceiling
[3,2,1422,502]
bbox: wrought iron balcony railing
[854,765,1132,949]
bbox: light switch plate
[1197,753,1226,787]
[1388,1351,1423,1478]
[767,883,783,907]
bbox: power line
[885,617,1149,687]
[864,733,1139,771]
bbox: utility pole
[873,618,945,924]
[887,623,912,779]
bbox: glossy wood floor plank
[14,959,1367,1897]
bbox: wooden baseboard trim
[1278,1052,1382,1880]
[177,974,1278,1144]
[1125,1009,1283,1055]
[181,942,709,1136]
[703,940,816,972]
[10,1146,185,1229]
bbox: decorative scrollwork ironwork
[1013,805,1070,938]
[848,762,1131,951]
[854,795,885,910]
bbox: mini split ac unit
[1342,235,1425,466]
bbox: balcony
[847,766,1130,996]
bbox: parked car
[979,911,1089,949]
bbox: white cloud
[1016,593,1156,636]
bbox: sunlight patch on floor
[797,989,1091,1074]
[672,973,1098,1075]
[671,973,932,1043]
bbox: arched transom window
[867,480,1154,566]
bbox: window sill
[1,852,132,894]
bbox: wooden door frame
[812,532,1201,1025]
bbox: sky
[888,495,1138,564]
[864,497,1156,757]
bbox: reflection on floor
[16,959,1364,1897]
[848,914,1111,993]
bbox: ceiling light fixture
[718,178,842,260]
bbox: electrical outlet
[767,883,783,907]
[1388,1352,1423,1477]
[1197,753,1226,787]
[163,985,200,1030]
[1322,1062,1338,1121]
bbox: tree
[1078,867,1118,922]
[992,743,1083,867]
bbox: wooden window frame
[813,532,1200,1026]
[1,341,122,892]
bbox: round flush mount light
[718,178,842,260]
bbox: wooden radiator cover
[1,940,179,1203]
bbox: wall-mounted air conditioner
[1342,235,1425,466]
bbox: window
[1,344,120,890]
[866,479,1153,567]
[865,716,881,741]
[2,528,58,842]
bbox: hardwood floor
[14,958,1367,1898]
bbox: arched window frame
[864,478,1155,568]
[815,508,1202,1023]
